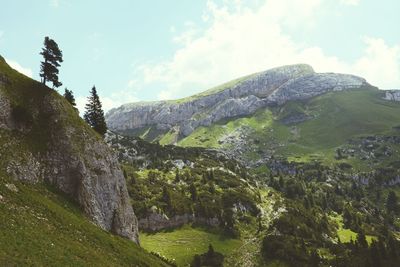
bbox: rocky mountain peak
[106,64,368,139]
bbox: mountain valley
[1,56,400,266]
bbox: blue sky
[1,0,399,113]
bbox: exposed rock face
[138,212,219,232]
[0,57,139,243]
[106,64,368,138]
[384,90,400,101]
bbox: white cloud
[340,0,360,6]
[134,0,399,101]
[353,37,400,89]
[5,58,33,78]
[50,0,60,8]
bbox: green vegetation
[39,36,63,88]
[179,109,274,148]
[84,85,108,136]
[0,56,170,266]
[262,161,400,266]
[118,137,259,235]
[4,52,400,266]
[0,175,168,266]
[178,87,400,171]
[332,214,376,244]
[111,127,400,266]
[170,73,258,104]
[159,129,178,145]
[141,225,241,266]
[63,88,77,108]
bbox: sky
[1,0,399,113]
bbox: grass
[159,129,178,145]
[178,109,274,148]
[141,224,242,266]
[331,214,376,245]
[170,73,258,104]
[0,175,168,266]
[0,55,169,266]
[178,87,400,170]
[286,88,400,150]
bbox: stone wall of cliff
[0,56,139,243]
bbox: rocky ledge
[106,64,368,138]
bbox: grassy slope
[179,87,400,170]
[169,73,258,104]
[141,225,241,266]
[179,109,274,148]
[330,214,376,245]
[0,56,168,266]
[0,175,168,267]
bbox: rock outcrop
[138,210,219,232]
[0,56,139,243]
[384,90,400,101]
[106,64,368,138]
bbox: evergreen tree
[309,250,320,267]
[39,36,63,88]
[370,240,381,267]
[63,88,76,107]
[206,244,215,257]
[83,86,107,136]
[356,229,368,249]
[386,191,398,213]
[189,183,197,201]
[162,187,172,210]
[174,169,180,183]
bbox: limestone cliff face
[384,90,400,101]
[106,64,368,137]
[0,57,139,243]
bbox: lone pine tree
[84,86,107,136]
[39,36,63,88]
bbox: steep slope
[0,174,169,266]
[106,64,367,140]
[0,56,138,242]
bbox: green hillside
[0,174,168,266]
[178,87,400,170]
[0,56,169,266]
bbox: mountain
[104,64,400,266]
[106,65,400,171]
[3,53,400,266]
[0,56,169,265]
[179,87,400,171]
[106,64,367,140]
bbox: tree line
[39,36,107,136]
